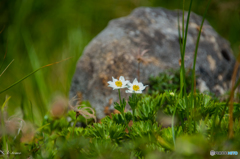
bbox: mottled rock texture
[70,7,235,119]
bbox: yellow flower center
[115,81,122,87]
[133,85,140,91]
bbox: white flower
[108,76,129,90]
[126,78,148,93]
[169,92,175,96]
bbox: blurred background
[0,0,239,125]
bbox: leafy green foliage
[111,112,132,125]
[1,89,240,158]
[135,94,164,122]
[85,116,126,142]
[114,98,127,115]
[1,63,239,158]
[130,120,160,140]
[128,93,141,110]
[148,69,192,94]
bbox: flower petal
[122,80,130,87]
[138,82,144,88]
[107,81,113,85]
[128,86,134,91]
[127,82,132,87]
[119,76,125,82]
[133,78,138,85]
[108,81,115,87]
[126,90,134,93]
[112,77,117,82]
[140,85,148,91]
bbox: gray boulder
[70,7,235,119]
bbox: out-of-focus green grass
[0,0,239,124]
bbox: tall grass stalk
[0,58,71,94]
[179,0,193,134]
[178,12,183,55]
[176,11,186,134]
[1,96,11,159]
[181,0,192,93]
[0,65,46,95]
[22,30,48,115]
[190,0,211,133]
[179,0,185,98]
[0,59,14,78]
[175,0,191,136]
[229,50,240,138]
[181,0,185,57]
[218,56,240,130]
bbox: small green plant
[108,76,148,125]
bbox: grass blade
[179,0,186,99]
[179,0,193,134]
[181,0,193,97]
[190,0,211,108]
[1,96,11,158]
[22,29,49,110]
[0,59,14,78]
[229,49,240,138]
[181,0,185,55]
[0,57,71,94]
[218,55,240,129]
[178,11,184,98]
[190,0,212,133]
[182,0,193,134]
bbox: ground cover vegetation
[0,0,240,158]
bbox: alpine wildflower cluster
[107,76,147,124]
[107,76,147,93]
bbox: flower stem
[118,89,122,106]
[118,89,128,125]
[132,93,136,123]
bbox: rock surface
[70,7,235,119]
